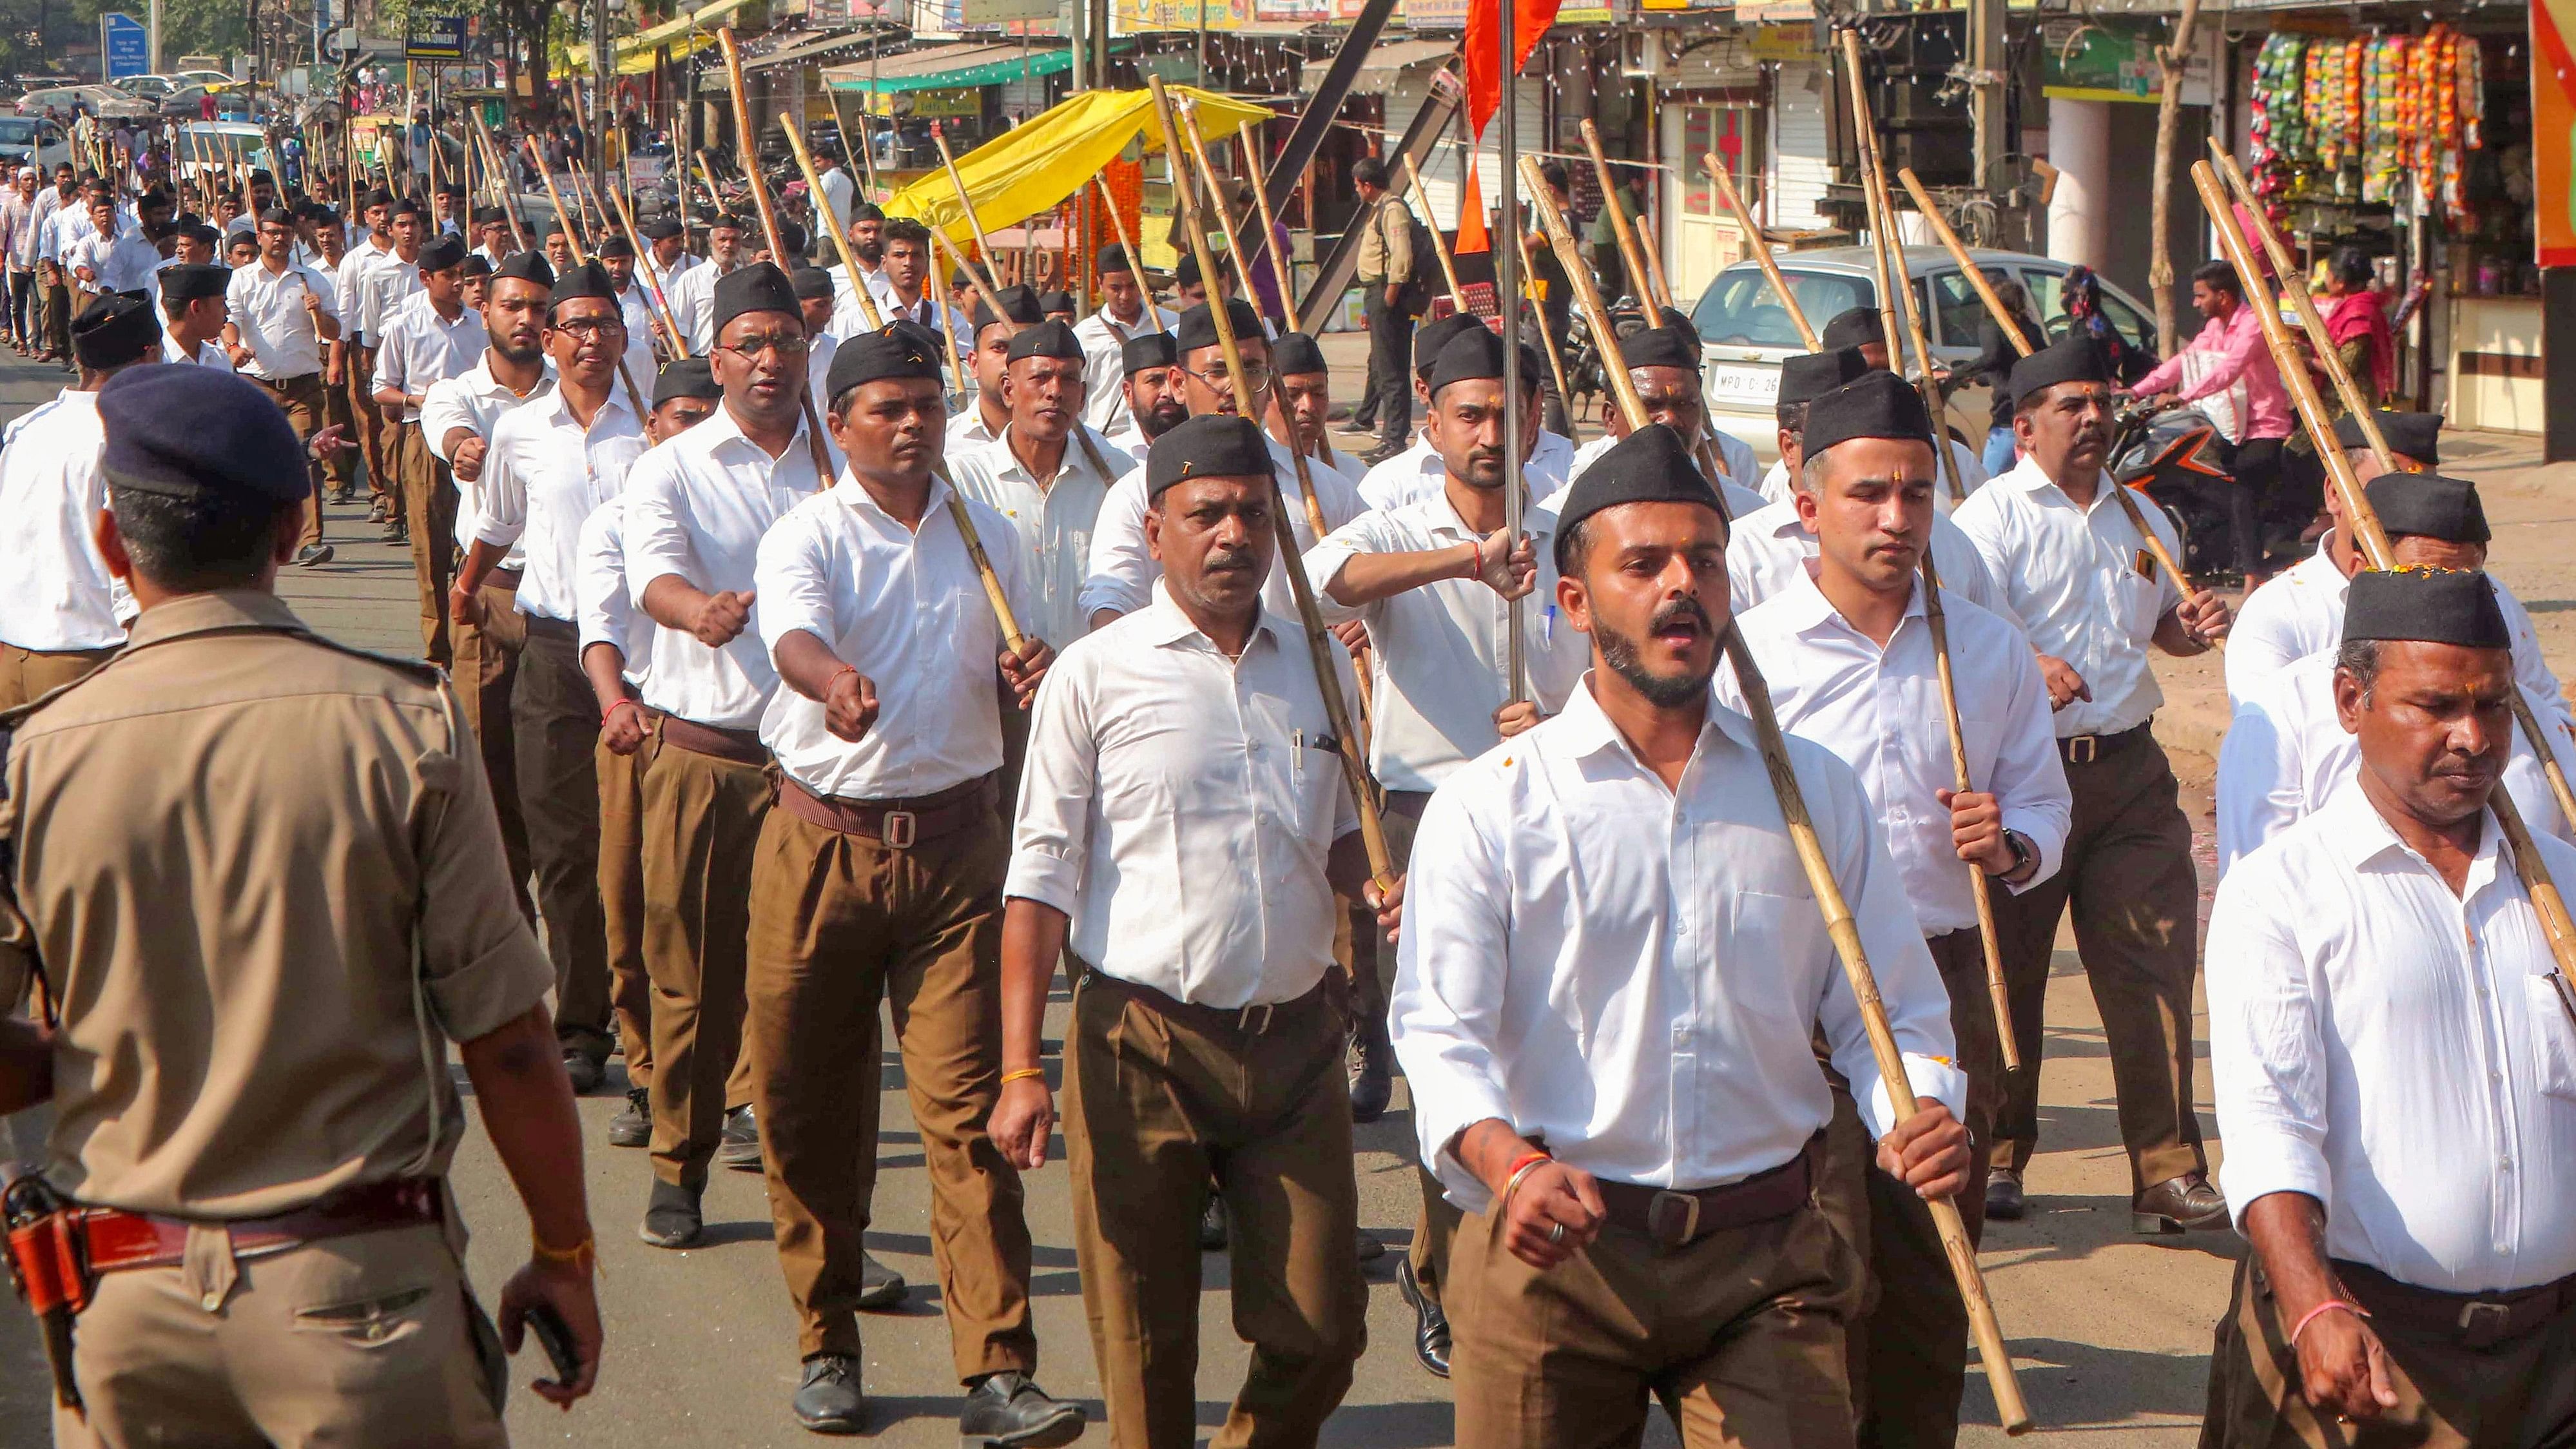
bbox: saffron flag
[1462,0,1560,141]
[1455,165,1489,255]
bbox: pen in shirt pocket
[1292,729,1304,786]
[1543,603,1556,643]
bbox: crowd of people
[0,113,2566,1449]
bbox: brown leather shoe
[2132,1172,2228,1235]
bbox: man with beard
[373,235,488,664]
[2201,566,2576,1449]
[1264,330,1364,497]
[221,206,342,568]
[454,260,648,1097]
[1101,330,1186,456]
[664,213,748,355]
[745,325,1077,1443]
[1070,244,1176,438]
[826,202,884,333]
[641,215,698,309]
[1565,312,1759,492]
[1303,324,1593,1377]
[472,205,514,270]
[948,283,1043,452]
[539,219,577,277]
[621,264,841,1251]
[1720,371,2070,1446]
[1390,421,1971,1446]
[993,412,1384,1449]
[421,251,559,917]
[597,233,663,384]
[1949,335,2234,1232]
[1357,311,1576,514]
[860,219,965,362]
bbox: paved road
[28,342,2571,1446]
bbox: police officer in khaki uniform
[0,365,601,1444]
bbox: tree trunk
[2148,0,2202,355]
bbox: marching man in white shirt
[1389,422,1971,1447]
[1948,335,2233,1234]
[993,412,1390,1448]
[2202,565,2576,1446]
[662,213,746,355]
[1069,243,1176,437]
[455,258,648,1098]
[742,325,1078,1443]
[949,284,1045,452]
[155,262,232,367]
[1099,329,1188,457]
[1719,371,2071,1446]
[375,233,488,663]
[222,205,342,569]
[1303,322,1589,1376]
[1564,312,1759,494]
[1264,330,1364,497]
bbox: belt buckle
[2457,1299,2512,1347]
[881,809,916,850]
[2066,734,2099,766]
[1238,1002,1274,1035]
[1648,1189,1701,1248]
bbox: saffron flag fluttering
[1462,0,1558,139]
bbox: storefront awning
[744,26,892,72]
[880,84,1270,240]
[619,0,759,60]
[1299,36,1454,90]
[821,40,1081,94]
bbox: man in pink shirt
[2124,258,2292,583]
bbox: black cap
[2366,472,2489,545]
[157,262,231,304]
[641,215,683,241]
[97,365,309,506]
[597,234,635,260]
[548,260,618,311]
[1551,423,1723,573]
[1096,243,1132,275]
[472,204,506,225]
[1272,331,1327,377]
[256,205,293,228]
[1411,312,1484,376]
[1821,305,1882,351]
[2333,409,2441,467]
[2008,333,2112,405]
[494,251,555,290]
[790,266,835,302]
[1174,253,1203,289]
[1620,322,1700,373]
[1121,331,1179,376]
[1778,347,1872,408]
[824,324,944,404]
[363,187,394,209]
[2341,567,2509,650]
[418,234,468,272]
[770,219,808,258]
[972,283,1043,334]
[1654,306,1701,345]
[1004,318,1083,364]
[710,262,799,336]
[460,255,493,279]
[70,294,157,368]
[652,356,722,406]
[1801,371,1935,457]
[849,202,885,224]
[1429,324,1507,397]
[389,197,425,222]
[1174,298,1263,356]
[886,316,946,361]
[1146,414,1274,500]
[1038,289,1076,316]
[542,217,571,238]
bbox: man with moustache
[157,261,232,366]
[1950,336,2235,1232]
[664,213,748,354]
[641,215,698,309]
[1264,330,1364,497]
[1070,244,1176,437]
[472,205,514,269]
[221,205,342,568]
[1390,422,1972,1446]
[374,233,487,663]
[1357,311,1578,514]
[949,283,1044,452]
[597,233,663,385]
[1564,312,1759,492]
[454,259,648,1096]
[859,219,965,360]
[1101,331,1187,456]
[826,201,885,332]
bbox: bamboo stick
[1393,155,1469,313]
[1237,120,1299,335]
[1706,154,1818,350]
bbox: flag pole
[1495,0,1527,706]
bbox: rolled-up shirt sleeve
[471,418,530,550]
[751,507,840,660]
[1989,636,2073,891]
[1388,784,1521,1211]
[418,378,472,464]
[1003,645,1098,917]
[621,452,697,600]
[1300,514,1377,626]
[2203,866,2334,1227]
[1080,472,1156,620]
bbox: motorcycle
[2107,401,2235,581]
[1560,291,1650,422]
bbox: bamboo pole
[1092,175,1146,329]
[1393,155,1469,313]
[822,83,875,205]
[1518,231,1577,420]
[523,134,651,421]
[1580,119,1668,313]
[1898,167,2028,355]
[469,112,530,252]
[1707,165,1819,350]
[1150,75,1394,890]
[603,179,688,360]
[1533,141,2034,1439]
[1237,119,1299,335]
[928,119,1002,280]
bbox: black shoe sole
[967,1409,1085,1448]
[855,1278,907,1311]
[792,1406,867,1435]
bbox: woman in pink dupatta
[2323,246,2396,404]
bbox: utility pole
[593,0,612,178]
[1967,0,2007,231]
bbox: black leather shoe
[2133,1172,2229,1235]
[856,1249,908,1310]
[958,1371,1085,1446]
[716,1104,762,1172]
[1348,1018,1392,1125]
[1197,1194,1228,1252]
[563,1049,605,1094]
[1355,1230,1386,1263]
[606,1087,650,1149]
[792,1353,867,1434]
[1397,1259,1450,1379]
[294,543,334,568]
[1984,1168,2026,1222]
[639,1178,702,1249]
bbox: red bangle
[2289,1299,2369,1347]
[828,664,858,697]
[602,697,638,725]
[1503,1149,1551,1182]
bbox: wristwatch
[1997,828,2038,885]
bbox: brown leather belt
[81,1178,444,1278]
[2335,1259,2576,1350]
[2058,721,2153,766]
[1594,1137,1818,1251]
[658,713,769,768]
[1076,963,1337,1039]
[776,773,995,850]
[523,614,579,642]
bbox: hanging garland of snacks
[2245,27,2483,224]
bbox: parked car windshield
[0,117,40,144]
[1692,268,1874,349]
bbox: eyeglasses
[1191,364,1272,391]
[719,333,810,358]
[552,317,627,338]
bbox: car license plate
[1707,364,1779,404]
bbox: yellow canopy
[882,86,1272,244]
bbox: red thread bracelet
[601,698,639,726]
[2289,1299,2369,1347]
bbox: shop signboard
[2040,16,2213,105]
[2541,0,2576,266]
[405,15,468,61]
[963,0,1058,22]
[1115,0,1250,30]
[1255,0,1330,22]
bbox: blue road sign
[406,15,467,61]
[102,14,148,79]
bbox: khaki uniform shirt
[0,591,554,1218]
[1354,193,1415,287]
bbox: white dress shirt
[0,392,128,652]
[867,283,973,360]
[1304,492,1587,793]
[1389,679,1966,1211]
[1081,438,1366,625]
[612,282,659,391]
[1725,496,2019,627]
[223,257,340,380]
[160,333,229,367]
[356,254,422,345]
[1006,589,1362,1009]
[1359,428,1575,513]
[663,257,737,356]
[1948,455,2186,739]
[643,250,699,314]
[422,356,556,570]
[623,404,841,730]
[475,387,649,623]
[334,240,387,342]
[576,493,652,686]
[2227,533,2566,721]
[2214,650,2576,877]
[815,167,855,232]
[755,473,1029,801]
[947,425,1139,650]
[2207,784,2576,1293]
[1071,301,1177,433]
[1721,569,2071,933]
[63,226,157,297]
[371,293,487,422]
[946,403,1003,454]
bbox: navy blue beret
[98,366,310,507]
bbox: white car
[1690,245,2159,463]
[0,114,72,172]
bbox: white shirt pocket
[2528,973,2576,1100]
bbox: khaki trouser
[0,641,116,712]
[640,725,769,1191]
[1990,732,2207,1191]
[1375,790,1462,1310]
[1448,1155,1858,1449]
[2200,1256,2576,1449]
[745,792,1036,1377]
[319,355,357,495]
[54,1223,503,1449]
[1814,928,2002,1449]
[452,580,530,920]
[598,719,659,1087]
[250,371,327,552]
[1064,971,1366,1448]
[400,420,454,665]
[350,343,390,505]
[516,620,612,1060]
